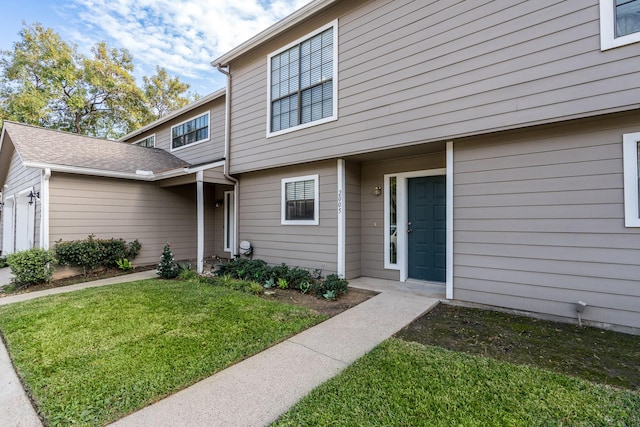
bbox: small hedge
[215,258,347,298]
[55,234,141,275]
[7,248,55,287]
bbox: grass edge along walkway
[273,338,640,426]
[0,279,326,426]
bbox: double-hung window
[268,20,338,137]
[171,112,209,150]
[281,175,319,225]
[600,0,640,49]
[623,132,640,226]
[134,134,155,148]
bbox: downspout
[216,63,239,258]
[40,168,51,249]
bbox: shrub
[216,258,271,282]
[7,248,55,287]
[157,242,180,279]
[315,274,348,299]
[0,256,8,268]
[55,235,142,274]
[116,259,133,271]
[285,267,313,290]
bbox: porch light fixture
[373,186,382,196]
[28,190,40,205]
[215,198,224,208]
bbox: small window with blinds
[281,175,319,225]
[267,21,338,137]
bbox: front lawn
[0,279,326,426]
[273,339,640,426]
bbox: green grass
[273,339,640,426]
[0,279,326,426]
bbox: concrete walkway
[0,273,442,427]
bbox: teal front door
[408,175,446,282]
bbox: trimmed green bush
[55,235,142,275]
[7,248,55,287]
[0,256,8,268]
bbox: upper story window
[171,112,209,151]
[133,134,155,148]
[267,20,338,137]
[281,174,319,225]
[622,131,640,227]
[600,0,640,49]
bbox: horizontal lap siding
[124,100,226,164]
[238,161,338,274]
[228,0,640,174]
[49,173,198,265]
[453,113,640,329]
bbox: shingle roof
[2,121,190,174]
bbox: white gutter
[22,160,227,182]
[216,64,240,258]
[40,168,51,250]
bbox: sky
[0,0,313,95]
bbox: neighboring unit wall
[227,0,640,174]
[361,151,446,280]
[49,173,199,266]
[238,160,338,274]
[453,112,640,331]
[126,99,226,164]
[2,149,42,252]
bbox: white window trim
[133,134,156,148]
[600,0,640,50]
[266,20,339,138]
[623,131,640,227]
[281,174,319,225]
[170,111,211,152]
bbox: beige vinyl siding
[124,99,226,164]
[238,160,338,274]
[453,111,640,330]
[49,173,200,266]
[345,160,361,279]
[227,0,640,174]
[3,148,42,249]
[361,151,446,280]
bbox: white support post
[337,159,346,278]
[196,171,204,273]
[446,141,454,299]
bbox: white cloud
[64,0,313,93]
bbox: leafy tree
[0,23,192,138]
[143,66,192,121]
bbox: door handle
[407,221,412,233]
